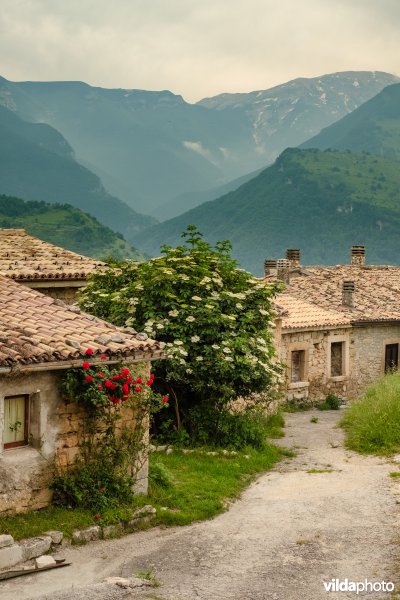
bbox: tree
[80,227,281,445]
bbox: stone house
[265,246,400,403]
[0,228,105,304]
[0,274,164,515]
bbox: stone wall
[23,285,82,305]
[0,362,151,515]
[280,323,400,403]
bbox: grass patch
[281,401,312,413]
[310,417,319,423]
[340,372,400,456]
[0,418,290,539]
[306,468,334,474]
[390,472,400,479]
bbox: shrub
[340,372,400,455]
[318,393,341,411]
[80,226,281,442]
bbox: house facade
[0,274,164,515]
[267,246,400,403]
[0,228,105,304]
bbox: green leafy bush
[318,393,341,411]
[80,226,281,443]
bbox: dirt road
[2,409,399,599]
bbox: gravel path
[2,409,399,599]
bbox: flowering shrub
[79,227,282,443]
[52,353,167,511]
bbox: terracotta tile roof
[269,264,400,330]
[0,275,164,368]
[276,295,351,330]
[0,229,105,281]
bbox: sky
[1,0,399,103]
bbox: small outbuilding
[0,274,164,515]
[0,228,105,304]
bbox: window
[330,342,344,377]
[3,395,29,449]
[291,350,306,383]
[385,344,399,373]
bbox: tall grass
[340,372,400,455]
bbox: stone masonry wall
[0,362,151,515]
[280,323,400,403]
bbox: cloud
[0,0,398,102]
[183,141,212,161]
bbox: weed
[135,566,161,587]
[389,472,400,479]
[310,417,319,423]
[318,394,342,411]
[296,539,311,545]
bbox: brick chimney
[264,259,277,277]
[277,259,290,284]
[342,280,355,307]
[285,248,301,268]
[351,245,366,266]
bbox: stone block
[0,544,23,570]
[35,555,56,569]
[43,530,63,544]
[0,534,14,549]
[72,526,101,544]
[132,505,156,519]
[102,523,124,539]
[20,536,52,561]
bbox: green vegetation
[0,195,143,260]
[317,393,342,411]
[80,227,281,447]
[306,469,334,474]
[340,372,400,455]
[0,426,289,539]
[310,417,319,423]
[389,472,400,479]
[134,147,400,273]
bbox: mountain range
[1,71,398,218]
[0,103,155,242]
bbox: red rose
[97,372,105,379]
[110,383,117,390]
[105,380,113,388]
[110,397,120,405]
[85,375,94,383]
[121,368,130,377]
[101,355,108,360]
[137,377,142,384]
[113,375,120,381]
[146,379,153,386]
[86,348,94,356]
[162,395,168,404]
[94,514,101,520]
[135,386,142,393]
[123,383,129,394]
[98,384,103,390]
[150,373,155,380]
[82,362,91,370]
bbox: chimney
[264,259,277,277]
[342,280,355,307]
[285,248,301,268]
[351,245,366,266]
[277,259,290,284]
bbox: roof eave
[0,350,166,374]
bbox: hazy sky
[1,0,399,102]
